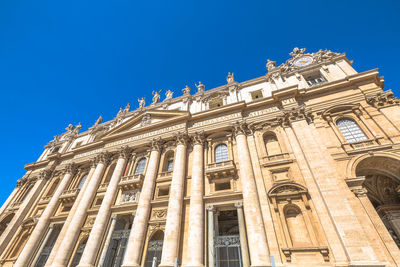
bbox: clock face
[294,56,313,67]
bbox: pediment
[104,109,190,139]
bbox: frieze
[191,112,242,128]
[74,149,103,159]
[246,106,279,118]
[105,123,186,148]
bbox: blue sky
[0,0,399,204]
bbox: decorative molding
[39,169,52,180]
[191,131,205,146]
[118,146,131,159]
[278,105,313,127]
[175,131,189,146]
[151,137,163,152]
[64,162,77,175]
[367,90,399,109]
[232,120,251,137]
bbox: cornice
[190,101,246,121]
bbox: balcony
[157,171,173,182]
[260,153,293,167]
[119,174,144,190]
[341,137,391,154]
[59,188,80,203]
[39,195,52,204]
[206,160,236,180]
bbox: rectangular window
[209,99,223,109]
[215,181,231,191]
[250,90,263,100]
[305,73,326,86]
[166,160,174,172]
[158,187,170,197]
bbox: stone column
[235,202,250,267]
[15,163,77,267]
[122,138,162,267]
[207,205,215,267]
[232,121,271,267]
[98,214,118,267]
[159,132,188,267]
[51,152,110,267]
[44,163,97,267]
[78,147,129,267]
[184,132,205,267]
[0,169,52,253]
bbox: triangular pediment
[104,109,190,139]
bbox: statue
[289,47,306,57]
[138,97,145,109]
[226,72,235,83]
[124,103,130,113]
[182,85,191,95]
[152,90,161,104]
[195,82,205,93]
[165,90,173,100]
[266,59,276,72]
[74,122,82,134]
[65,124,74,133]
[95,116,103,125]
[117,108,124,117]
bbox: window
[264,133,282,156]
[336,118,367,143]
[285,206,312,247]
[215,181,231,191]
[166,159,174,172]
[215,144,229,162]
[77,174,88,189]
[209,99,223,109]
[50,146,60,154]
[251,90,263,100]
[134,158,147,175]
[158,187,170,197]
[305,73,326,86]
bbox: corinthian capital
[191,131,205,146]
[39,169,52,180]
[64,162,77,175]
[366,90,399,109]
[232,120,250,137]
[175,131,189,146]
[96,152,111,165]
[118,146,132,159]
[151,137,163,151]
[278,105,313,127]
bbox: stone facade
[1,48,400,267]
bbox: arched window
[46,179,60,197]
[215,144,229,162]
[285,206,311,247]
[264,133,282,156]
[77,174,88,189]
[336,118,367,143]
[134,158,147,175]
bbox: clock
[294,56,313,67]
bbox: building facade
[1,48,400,267]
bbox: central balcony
[206,160,237,180]
[118,174,144,190]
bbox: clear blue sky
[0,0,399,204]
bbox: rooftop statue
[138,97,145,109]
[152,90,161,104]
[195,82,205,93]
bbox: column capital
[190,131,205,146]
[118,146,132,159]
[64,162,77,175]
[206,204,215,211]
[150,137,163,151]
[232,120,251,137]
[278,105,314,127]
[175,131,189,146]
[111,214,118,220]
[39,169,52,180]
[96,152,111,165]
[366,90,400,109]
[89,158,97,168]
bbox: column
[31,224,55,266]
[51,152,109,267]
[78,147,129,267]
[44,162,97,267]
[15,163,77,267]
[159,132,188,267]
[98,215,118,267]
[235,202,250,267]
[0,169,52,253]
[233,121,271,267]
[184,133,204,267]
[207,205,215,267]
[122,138,162,267]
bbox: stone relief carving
[141,114,151,127]
[122,189,139,203]
[151,209,167,220]
[367,90,399,109]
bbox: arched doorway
[144,230,164,267]
[355,155,400,247]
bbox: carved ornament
[366,90,399,109]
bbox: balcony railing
[39,195,52,204]
[206,160,236,180]
[98,183,109,192]
[59,188,80,202]
[341,137,389,154]
[158,171,173,179]
[119,174,144,190]
[260,152,292,167]
[214,235,240,247]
